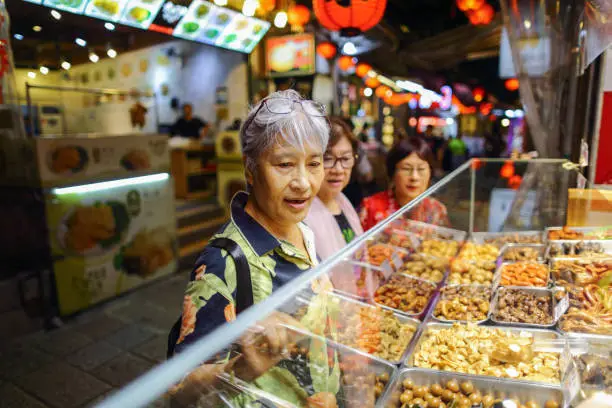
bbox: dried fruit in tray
[548,226,586,240]
[362,243,403,268]
[484,233,542,247]
[458,242,500,261]
[548,241,608,258]
[493,288,553,325]
[557,283,612,335]
[419,239,460,258]
[374,275,435,315]
[434,286,491,322]
[502,246,541,262]
[500,262,548,287]
[398,253,448,283]
[389,376,561,408]
[336,307,416,362]
[449,259,496,286]
[412,323,561,383]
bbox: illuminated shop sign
[31,0,270,53]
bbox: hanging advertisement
[265,33,316,77]
[45,176,178,316]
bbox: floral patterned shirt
[359,190,450,231]
[175,191,318,353]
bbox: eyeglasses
[397,166,429,175]
[243,97,327,134]
[323,154,357,169]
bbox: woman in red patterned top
[359,137,449,230]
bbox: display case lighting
[242,0,257,17]
[53,173,170,195]
[27,71,36,79]
[104,22,115,31]
[75,38,87,47]
[39,66,49,75]
[51,10,61,20]
[32,25,42,32]
[14,33,24,40]
[61,60,71,70]
[214,0,228,5]
[89,52,99,63]
[274,11,288,28]
[107,48,117,58]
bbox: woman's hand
[235,311,306,381]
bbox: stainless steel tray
[370,274,438,320]
[403,219,467,242]
[431,284,491,324]
[470,230,543,247]
[379,367,565,408]
[545,239,612,259]
[330,261,388,302]
[405,322,565,384]
[490,286,558,329]
[545,226,612,241]
[549,257,612,285]
[494,261,550,288]
[447,258,497,287]
[499,243,546,262]
[395,253,449,285]
[294,291,422,366]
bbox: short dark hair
[386,136,435,179]
[328,116,358,153]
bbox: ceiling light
[242,0,257,17]
[107,48,117,58]
[524,20,532,29]
[39,66,49,75]
[14,33,24,40]
[342,42,357,55]
[32,25,42,32]
[75,38,87,47]
[274,11,287,28]
[89,52,99,63]
[51,10,61,20]
[501,118,510,127]
[27,71,37,79]
[104,22,115,31]
[505,109,515,118]
[213,0,227,5]
[446,118,454,125]
[364,87,373,97]
[400,25,410,33]
[61,60,71,70]
[53,173,169,195]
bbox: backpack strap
[166,237,253,359]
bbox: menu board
[266,33,316,77]
[29,0,269,54]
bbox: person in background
[359,137,449,230]
[170,103,210,139]
[305,117,364,260]
[358,123,371,143]
[447,134,469,170]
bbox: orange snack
[500,262,549,287]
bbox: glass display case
[97,159,611,408]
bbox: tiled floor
[0,272,189,408]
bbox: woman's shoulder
[361,190,390,207]
[422,196,447,211]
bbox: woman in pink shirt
[305,117,364,260]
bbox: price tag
[554,294,570,321]
[565,362,581,403]
[364,266,378,299]
[380,260,393,279]
[391,251,402,271]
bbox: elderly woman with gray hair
[169,90,337,407]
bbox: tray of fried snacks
[500,243,546,262]
[565,336,612,403]
[490,287,557,328]
[546,226,612,241]
[471,231,543,248]
[418,238,461,259]
[449,259,497,286]
[402,219,467,242]
[556,284,612,337]
[546,240,612,259]
[458,242,500,262]
[381,368,565,408]
[356,242,409,272]
[496,261,550,288]
[372,274,437,318]
[375,225,421,252]
[408,323,564,384]
[550,258,612,287]
[433,285,491,324]
[397,253,449,284]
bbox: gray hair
[240,90,330,171]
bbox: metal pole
[25,82,34,137]
[469,160,476,234]
[153,92,160,133]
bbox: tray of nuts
[397,253,449,284]
[500,243,545,262]
[490,287,557,328]
[403,219,467,242]
[457,242,500,262]
[433,285,491,324]
[408,323,564,384]
[448,259,496,286]
[496,261,549,287]
[419,239,461,259]
[372,274,437,318]
[380,368,564,408]
[545,240,612,259]
[471,231,543,248]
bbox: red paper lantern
[337,55,355,71]
[508,174,522,189]
[316,42,337,59]
[384,93,407,106]
[313,0,387,37]
[356,63,372,78]
[259,0,276,12]
[505,78,520,91]
[471,158,484,170]
[500,162,515,179]
[479,102,493,116]
[456,0,485,11]
[364,76,380,88]
[468,4,495,25]
[287,4,310,27]
[375,85,390,98]
[472,87,485,103]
